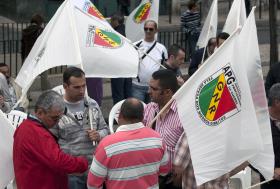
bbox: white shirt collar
[116,122,145,132]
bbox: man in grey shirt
[50,67,109,189]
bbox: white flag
[15,1,80,94]
[239,7,274,180]
[0,110,15,188]
[15,0,139,95]
[223,0,247,34]
[73,8,139,78]
[196,0,217,49]
[173,29,263,185]
[71,0,112,28]
[125,0,159,42]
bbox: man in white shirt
[132,20,168,103]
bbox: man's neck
[165,60,175,69]
[159,98,172,110]
[144,38,155,43]
[63,95,80,104]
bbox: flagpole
[246,179,274,189]
[67,0,97,145]
[148,98,174,128]
[148,27,242,128]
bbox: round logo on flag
[133,0,152,24]
[84,2,105,20]
[86,26,123,48]
[195,64,241,126]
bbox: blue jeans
[131,83,150,104]
[187,32,200,58]
[68,175,87,189]
[111,78,132,104]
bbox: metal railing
[0,22,190,77]
[0,23,66,78]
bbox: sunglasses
[144,27,155,32]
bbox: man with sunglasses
[143,69,184,189]
[132,20,168,104]
[13,90,88,189]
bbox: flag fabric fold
[239,7,274,180]
[73,8,139,78]
[15,1,79,94]
[15,0,139,95]
[223,0,247,34]
[71,0,112,28]
[196,0,217,49]
[0,110,15,188]
[173,28,263,185]
[125,0,159,42]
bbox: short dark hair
[187,0,197,10]
[217,32,230,41]
[144,20,158,30]
[269,83,280,105]
[0,63,8,68]
[30,14,44,25]
[152,69,179,94]
[111,13,125,25]
[168,44,185,58]
[63,67,85,84]
[207,37,216,47]
[120,98,144,122]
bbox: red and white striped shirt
[87,122,170,189]
[143,101,184,169]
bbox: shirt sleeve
[159,142,170,176]
[94,104,109,139]
[87,142,108,189]
[173,133,191,169]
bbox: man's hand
[177,76,185,86]
[87,129,100,142]
[0,95,5,107]
[274,168,280,180]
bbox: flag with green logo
[173,28,264,185]
[125,0,159,42]
[16,0,139,96]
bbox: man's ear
[63,83,67,89]
[118,112,124,122]
[36,108,45,117]
[170,55,175,61]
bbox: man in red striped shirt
[143,69,184,188]
[87,98,170,189]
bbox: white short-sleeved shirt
[133,40,168,86]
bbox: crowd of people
[2,1,280,189]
